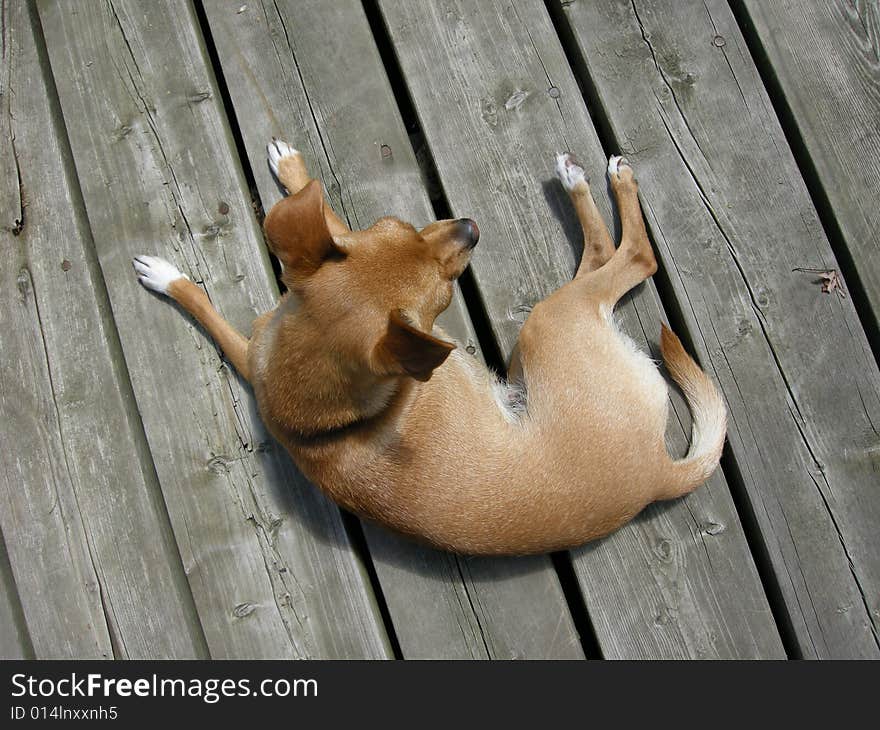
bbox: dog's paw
[555,152,589,192]
[132,255,188,295]
[607,154,632,178]
[267,139,299,182]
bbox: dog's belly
[280,349,669,554]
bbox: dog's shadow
[244,173,644,570]
[149,299,348,556]
[220,358,556,596]
[158,170,662,641]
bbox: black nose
[456,218,480,248]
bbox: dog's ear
[374,310,456,382]
[263,180,345,280]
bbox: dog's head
[263,181,479,381]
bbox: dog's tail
[658,324,727,499]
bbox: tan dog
[133,141,725,554]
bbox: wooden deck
[1,0,877,659]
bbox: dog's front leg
[132,256,253,382]
[267,140,349,236]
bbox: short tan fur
[133,143,726,555]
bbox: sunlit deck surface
[2,0,878,659]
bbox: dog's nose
[456,218,480,248]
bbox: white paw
[608,154,631,176]
[267,139,299,182]
[132,255,187,295]
[555,152,588,192]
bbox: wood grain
[201,0,583,658]
[553,0,880,657]
[0,0,205,659]
[738,0,880,341]
[378,0,784,658]
[0,533,32,659]
[35,0,390,658]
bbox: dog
[132,141,726,555]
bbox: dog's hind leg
[583,156,657,307]
[556,153,615,276]
[267,139,349,236]
[132,255,253,382]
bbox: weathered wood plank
[378,0,784,658]
[0,0,205,658]
[553,0,880,657]
[202,0,583,658]
[0,533,32,659]
[736,0,880,341]
[36,0,390,658]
